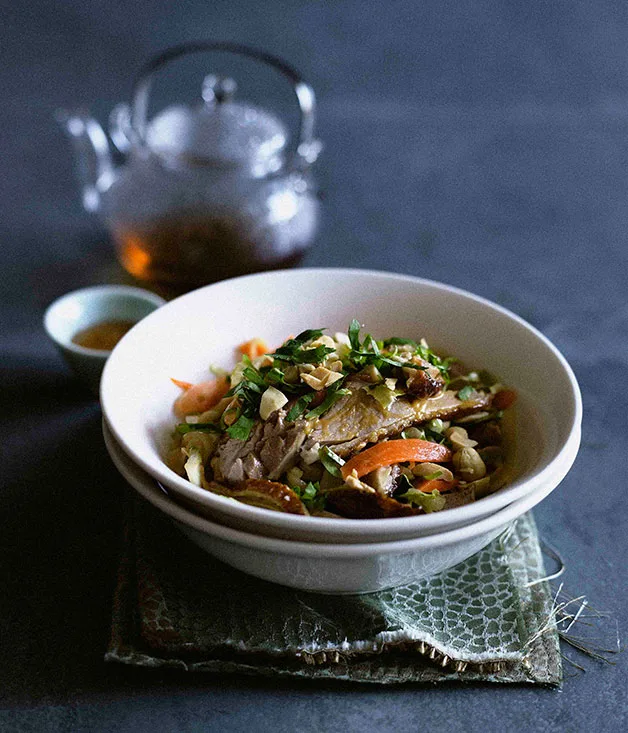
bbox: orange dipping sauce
[72,319,136,351]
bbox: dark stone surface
[1,1,626,730]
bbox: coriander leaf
[272,345,334,365]
[303,481,318,500]
[242,366,266,388]
[264,367,302,394]
[383,336,418,347]
[226,414,255,441]
[348,319,362,350]
[413,343,456,383]
[227,377,259,397]
[175,422,222,435]
[286,392,314,421]
[293,345,335,364]
[265,367,286,384]
[319,446,345,477]
[293,328,325,344]
[273,329,325,361]
[305,388,349,419]
[364,334,380,355]
[422,428,447,445]
[292,481,326,513]
[398,488,446,513]
[401,427,426,440]
[457,385,475,401]
[423,470,444,480]
[426,418,446,434]
[238,380,264,395]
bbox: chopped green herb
[303,481,318,500]
[398,487,446,512]
[425,430,448,445]
[273,345,334,365]
[272,329,332,366]
[457,385,475,401]
[293,328,326,344]
[286,392,314,421]
[175,422,222,435]
[423,470,444,480]
[242,366,267,389]
[296,346,335,364]
[264,367,302,394]
[363,334,380,354]
[292,481,326,513]
[346,321,433,378]
[426,418,446,434]
[226,414,256,441]
[306,388,349,419]
[348,319,362,350]
[383,336,418,347]
[319,446,345,477]
[411,342,457,383]
[401,427,426,440]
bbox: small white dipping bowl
[104,420,573,594]
[101,269,581,543]
[44,285,165,393]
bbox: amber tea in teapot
[114,211,308,288]
[59,42,322,290]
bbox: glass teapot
[59,42,322,290]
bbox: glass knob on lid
[146,73,289,176]
[201,74,238,104]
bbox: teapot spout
[56,109,115,213]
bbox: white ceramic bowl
[104,420,573,594]
[44,285,165,393]
[101,269,582,543]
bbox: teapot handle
[128,41,321,171]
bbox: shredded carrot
[341,439,452,480]
[492,389,517,410]
[239,338,269,359]
[173,377,231,418]
[414,478,457,494]
[171,377,193,391]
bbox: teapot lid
[145,75,288,175]
[122,42,321,176]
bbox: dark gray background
[1,1,626,731]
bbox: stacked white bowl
[101,269,581,593]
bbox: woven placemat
[105,499,562,685]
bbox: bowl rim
[104,418,579,556]
[44,284,166,358]
[101,268,583,536]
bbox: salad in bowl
[167,321,517,519]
